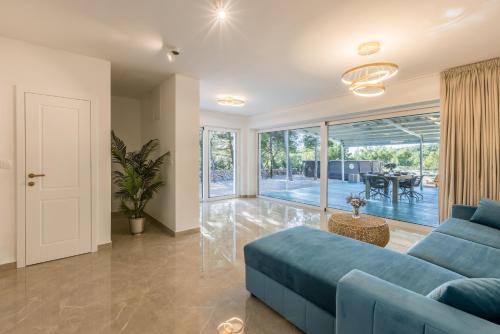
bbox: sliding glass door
[199,127,238,201]
[256,111,440,227]
[327,112,440,226]
[258,126,321,206]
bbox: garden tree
[423,145,439,170]
[350,144,440,172]
[328,140,351,160]
[302,133,320,180]
[259,131,440,179]
[395,147,418,167]
[287,130,299,180]
[352,146,397,163]
[209,131,234,181]
[260,131,286,178]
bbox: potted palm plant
[111,131,169,235]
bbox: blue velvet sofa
[244,204,500,334]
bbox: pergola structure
[329,112,441,188]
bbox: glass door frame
[324,106,440,215]
[201,126,240,202]
[255,105,440,214]
[256,122,328,211]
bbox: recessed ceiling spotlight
[214,0,227,20]
[217,96,245,107]
[357,41,381,56]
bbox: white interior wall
[141,84,174,230]
[174,75,201,232]
[0,36,111,265]
[111,96,142,212]
[141,75,200,233]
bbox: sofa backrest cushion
[471,198,500,229]
[428,278,500,325]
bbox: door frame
[15,86,99,268]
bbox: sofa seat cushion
[435,218,500,250]
[244,226,463,316]
[408,232,500,278]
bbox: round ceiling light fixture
[216,96,245,107]
[357,41,381,56]
[350,83,386,97]
[341,62,399,86]
[341,42,398,97]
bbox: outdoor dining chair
[399,176,423,201]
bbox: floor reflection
[200,198,324,272]
[0,198,427,334]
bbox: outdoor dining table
[364,174,413,204]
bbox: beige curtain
[439,57,500,221]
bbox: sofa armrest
[336,270,499,334]
[451,204,477,220]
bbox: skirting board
[240,195,257,198]
[0,262,16,272]
[98,241,112,250]
[145,213,200,237]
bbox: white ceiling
[0,0,499,115]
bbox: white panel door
[25,93,92,265]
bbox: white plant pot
[129,217,145,235]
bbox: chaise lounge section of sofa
[244,204,500,334]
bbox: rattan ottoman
[327,212,390,247]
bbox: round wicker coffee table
[328,212,390,247]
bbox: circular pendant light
[341,62,399,86]
[350,83,385,97]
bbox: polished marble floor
[0,198,431,334]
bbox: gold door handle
[28,173,45,178]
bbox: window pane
[327,112,440,226]
[259,127,321,206]
[209,130,236,197]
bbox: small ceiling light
[214,0,227,20]
[217,96,245,107]
[357,41,381,56]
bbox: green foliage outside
[209,131,235,180]
[259,130,440,177]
